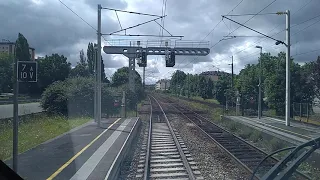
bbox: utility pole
[94,46,97,123]
[285,10,290,126]
[187,73,190,98]
[97,4,102,127]
[256,46,262,119]
[231,56,234,88]
[143,66,145,89]
[227,56,234,110]
[228,56,234,88]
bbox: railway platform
[5,117,140,180]
[225,116,320,144]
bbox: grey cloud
[0,0,119,61]
[84,0,127,10]
[2,0,320,82]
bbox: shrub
[41,77,143,117]
[41,80,68,115]
[249,130,263,142]
[269,138,283,152]
[41,77,116,117]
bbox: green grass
[190,96,220,104]
[0,114,91,161]
[126,110,138,117]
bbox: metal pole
[94,47,97,122]
[143,66,145,89]
[13,57,19,172]
[97,4,102,127]
[258,48,262,119]
[187,73,190,98]
[231,56,234,88]
[300,103,302,121]
[285,10,291,126]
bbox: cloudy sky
[1,0,320,84]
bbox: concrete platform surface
[226,116,320,144]
[5,117,140,180]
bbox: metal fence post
[300,103,302,121]
[307,103,309,122]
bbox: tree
[199,76,207,99]
[304,56,320,99]
[37,54,71,93]
[237,64,259,110]
[87,42,95,74]
[15,33,30,61]
[70,50,90,78]
[79,49,87,65]
[215,74,231,105]
[111,67,142,87]
[101,56,107,83]
[15,33,31,94]
[207,78,214,98]
[0,53,14,93]
[170,70,186,95]
[314,57,320,99]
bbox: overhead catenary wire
[201,0,244,42]
[222,0,278,38]
[174,0,244,66]
[226,0,316,56]
[161,0,245,78]
[58,0,115,77]
[107,16,166,35]
[222,16,284,44]
[58,0,97,31]
[224,12,278,16]
[164,0,318,79]
[102,7,162,17]
[114,11,123,30]
[165,0,278,78]
[207,0,317,69]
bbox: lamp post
[255,46,262,119]
[275,10,290,126]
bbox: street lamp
[255,45,262,119]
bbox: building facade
[0,42,35,60]
[200,71,228,82]
[155,79,170,90]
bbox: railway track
[135,96,203,180]
[156,95,309,179]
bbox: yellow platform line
[47,118,122,180]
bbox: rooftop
[200,71,229,76]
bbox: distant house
[0,41,36,60]
[155,79,170,90]
[200,71,229,82]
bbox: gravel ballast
[118,112,149,180]
[167,113,251,180]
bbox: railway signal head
[137,51,147,67]
[166,51,175,67]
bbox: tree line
[0,33,144,116]
[169,51,320,116]
[0,33,108,95]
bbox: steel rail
[143,97,152,180]
[159,95,309,180]
[149,95,196,180]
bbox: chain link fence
[292,102,320,124]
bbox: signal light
[137,52,147,67]
[166,51,175,67]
